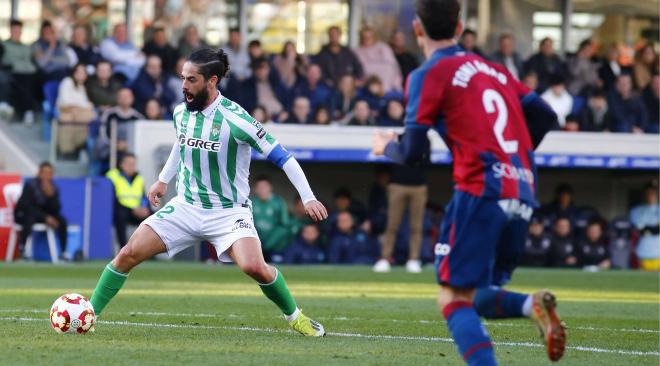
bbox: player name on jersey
[451,59,509,88]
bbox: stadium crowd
[0,20,659,159]
[1,19,659,270]
[235,173,658,271]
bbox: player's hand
[305,200,328,222]
[148,181,167,207]
[372,130,398,156]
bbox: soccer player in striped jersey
[374,0,563,364]
[89,48,327,336]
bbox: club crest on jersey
[179,133,221,152]
[211,124,221,138]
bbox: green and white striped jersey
[171,93,279,209]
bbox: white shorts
[142,197,260,262]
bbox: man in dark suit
[523,37,565,93]
[490,33,523,80]
[14,162,68,258]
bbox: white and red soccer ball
[50,293,96,334]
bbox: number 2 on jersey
[482,89,519,154]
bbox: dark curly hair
[187,48,230,81]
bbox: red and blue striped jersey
[405,45,537,205]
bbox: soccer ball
[49,293,96,334]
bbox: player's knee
[437,286,475,311]
[241,261,271,282]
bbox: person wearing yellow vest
[106,153,151,247]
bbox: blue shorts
[435,190,533,289]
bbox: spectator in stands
[347,99,374,126]
[248,40,266,62]
[599,45,628,91]
[313,106,331,125]
[251,105,272,124]
[577,219,611,269]
[85,60,121,112]
[579,90,612,132]
[541,74,573,128]
[378,99,404,127]
[642,72,659,133]
[567,39,600,96]
[251,176,291,259]
[166,56,186,110]
[14,162,69,259]
[143,27,179,74]
[329,211,377,264]
[100,23,145,82]
[69,24,100,67]
[521,215,552,267]
[272,40,309,88]
[98,88,144,167]
[56,63,96,158]
[608,73,647,133]
[330,74,357,120]
[563,113,580,132]
[144,98,163,120]
[354,26,402,93]
[609,218,632,269]
[332,187,367,225]
[548,215,578,267]
[288,196,314,243]
[367,167,390,237]
[283,224,325,264]
[292,63,333,113]
[177,24,207,58]
[106,153,151,247]
[224,27,251,81]
[373,131,429,273]
[633,43,658,90]
[389,30,419,88]
[231,57,288,119]
[523,37,564,93]
[1,19,38,125]
[32,20,74,82]
[284,96,312,124]
[521,71,538,91]
[541,183,579,224]
[490,33,523,80]
[316,25,364,87]
[358,76,386,117]
[630,182,660,271]
[459,28,483,57]
[131,55,176,115]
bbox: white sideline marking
[2,316,659,357]
[5,309,657,334]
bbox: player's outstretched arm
[373,128,430,165]
[222,103,328,222]
[148,140,179,206]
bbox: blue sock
[474,287,528,319]
[443,301,497,366]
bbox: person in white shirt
[56,63,96,157]
[353,26,402,93]
[100,23,146,82]
[223,27,251,81]
[541,75,573,128]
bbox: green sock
[90,263,128,315]
[259,269,297,316]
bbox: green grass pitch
[0,262,658,365]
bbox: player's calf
[438,286,498,366]
[90,225,166,315]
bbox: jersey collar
[428,44,466,63]
[200,91,223,118]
